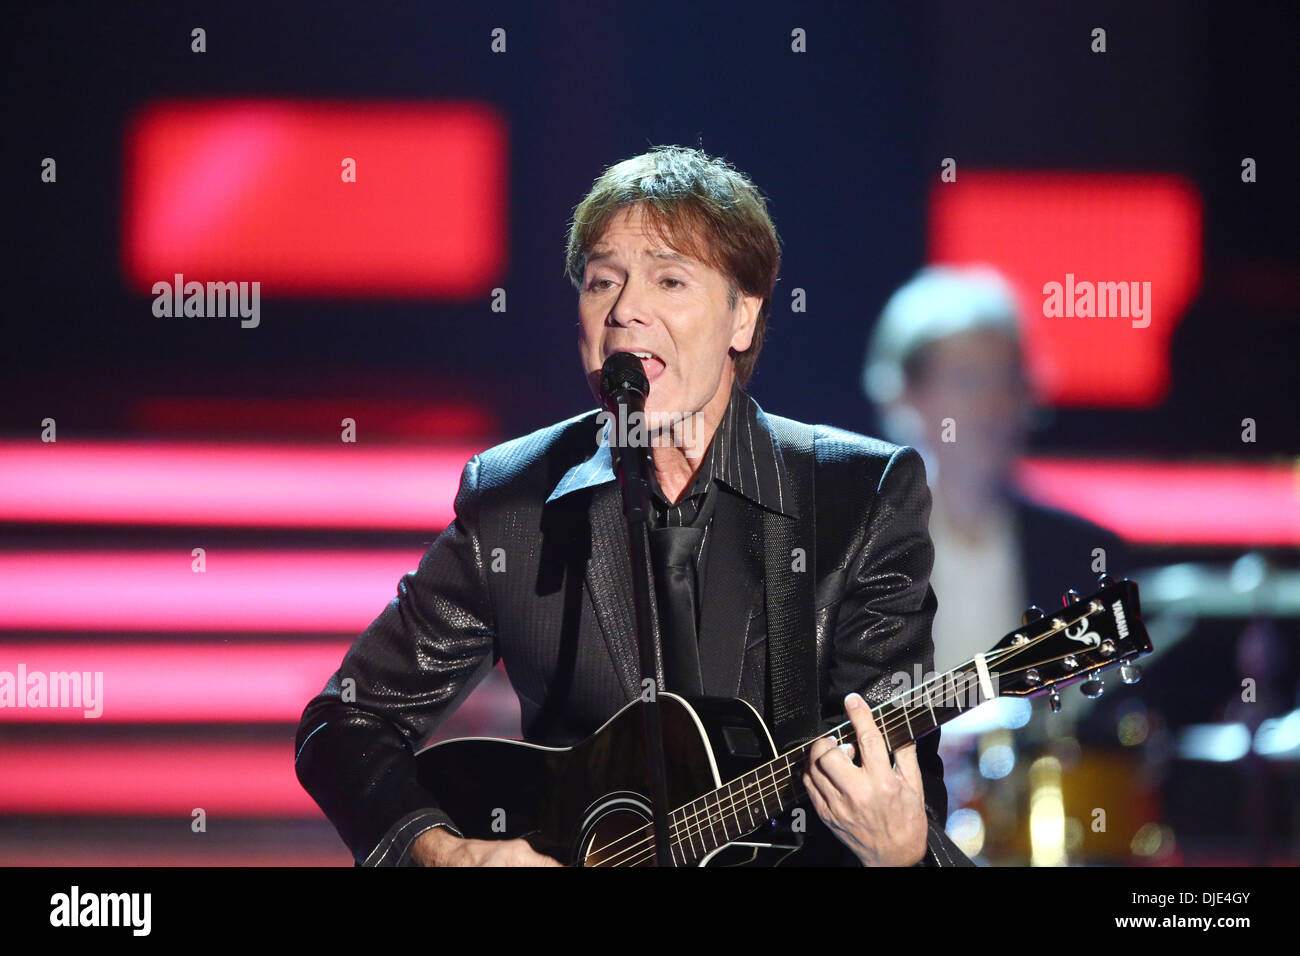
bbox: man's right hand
[411,826,564,867]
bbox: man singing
[294,145,971,867]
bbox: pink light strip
[0,848,351,867]
[0,641,351,722]
[4,443,1294,548]
[0,441,481,528]
[0,741,318,815]
[0,550,426,632]
[1015,458,1300,545]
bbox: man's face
[578,205,758,430]
[903,328,1029,489]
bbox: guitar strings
[582,642,1013,868]
[588,636,1049,866]
[604,643,1104,867]
[591,630,1098,866]
[589,673,974,868]
[656,641,1101,865]
[590,647,1030,866]
[586,659,994,865]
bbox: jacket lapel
[547,422,649,703]
[583,481,657,702]
[759,415,819,748]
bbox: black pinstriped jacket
[294,388,973,867]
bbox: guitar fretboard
[587,593,1130,866]
[660,658,994,866]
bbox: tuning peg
[1048,689,1062,714]
[1119,662,1142,685]
[1022,605,1045,625]
[1061,589,1081,607]
[1097,574,1117,588]
[1080,678,1105,699]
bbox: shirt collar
[545,381,797,518]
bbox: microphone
[599,352,652,522]
[598,352,673,864]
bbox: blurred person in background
[862,265,1130,675]
[862,265,1136,863]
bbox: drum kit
[941,552,1300,865]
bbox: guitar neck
[664,657,993,865]
[650,584,1144,864]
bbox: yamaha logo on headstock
[1111,600,1130,638]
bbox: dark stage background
[2,0,1297,866]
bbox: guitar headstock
[983,577,1152,707]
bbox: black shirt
[645,382,791,693]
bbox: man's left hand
[802,692,929,866]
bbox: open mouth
[618,350,666,383]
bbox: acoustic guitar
[415,576,1151,866]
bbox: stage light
[0,550,426,632]
[946,808,985,858]
[930,171,1202,408]
[1028,756,1067,867]
[1015,457,1300,546]
[1253,710,1300,758]
[0,642,352,722]
[0,741,315,815]
[0,441,477,529]
[123,99,508,298]
[1177,723,1251,762]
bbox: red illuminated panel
[0,848,350,867]
[929,172,1202,407]
[0,441,478,529]
[130,397,497,440]
[123,99,507,297]
[0,642,351,722]
[0,643,518,724]
[0,551,426,632]
[1015,457,1300,546]
[0,741,314,815]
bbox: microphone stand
[607,390,675,867]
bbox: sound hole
[582,809,654,867]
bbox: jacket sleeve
[294,454,498,866]
[823,444,974,867]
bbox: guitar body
[412,578,1150,867]
[414,693,802,866]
